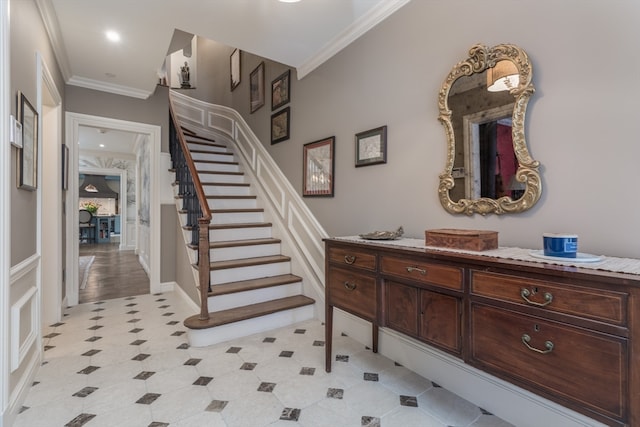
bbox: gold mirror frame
[437,43,541,215]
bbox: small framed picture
[249,61,265,113]
[271,70,290,111]
[271,107,290,144]
[303,136,334,197]
[17,91,38,191]
[230,48,241,91]
[355,125,387,167]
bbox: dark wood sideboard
[324,238,640,427]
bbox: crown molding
[67,75,152,99]
[296,0,411,79]
[35,0,72,81]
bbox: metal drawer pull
[521,334,554,354]
[406,266,427,275]
[343,281,357,291]
[344,255,356,264]
[521,288,553,307]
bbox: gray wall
[194,0,640,259]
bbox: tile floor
[15,292,513,427]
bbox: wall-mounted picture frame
[303,136,335,197]
[249,61,265,113]
[230,48,241,91]
[62,144,69,190]
[271,69,290,111]
[17,91,38,191]
[271,107,290,144]
[355,125,387,167]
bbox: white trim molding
[10,287,38,373]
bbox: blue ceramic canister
[543,233,578,258]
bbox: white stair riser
[210,226,272,242]
[203,186,252,196]
[198,173,245,184]
[196,162,240,173]
[191,152,235,162]
[187,143,228,153]
[211,211,264,225]
[187,305,315,348]
[208,198,257,210]
[208,282,302,311]
[210,243,281,261]
[210,261,291,285]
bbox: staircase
[173,130,316,347]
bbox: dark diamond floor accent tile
[432,381,441,388]
[148,423,169,427]
[126,310,139,315]
[153,293,163,296]
[176,343,189,349]
[171,331,185,336]
[44,332,61,338]
[226,347,242,354]
[129,328,143,333]
[294,329,306,334]
[65,413,96,426]
[50,322,65,327]
[136,393,161,404]
[336,355,349,362]
[341,332,348,337]
[280,407,301,421]
[480,407,493,415]
[327,388,344,399]
[134,371,155,380]
[258,382,276,392]
[193,376,213,386]
[77,366,100,375]
[73,386,98,398]
[240,362,257,370]
[158,305,170,309]
[364,373,379,382]
[184,358,201,366]
[87,325,103,330]
[85,336,102,342]
[44,345,55,351]
[127,318,141,323]
[130,339,147,346]
[132,353,150,361]
[263,337,276,343]
[279,351,294,358]
[94,301,105,305]
[82,349,101,357]
[300,367,315,376]
[91,308,104,312]
[206,400,228,412]
[19,406,29,413]
[400,395,418,407]
[162,312,174,317]
[125,296,136,300]
[361,416,381,427]
[125,303,137,307]
[89,316,103,321]
[394,362,403,367]
[166,321,179,326]
[155,298,166,301]
[312,340,325,347]
[32,381,40,386]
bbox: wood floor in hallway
[79,243,150,303]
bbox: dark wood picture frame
[62,144,69,190]
[17,91,38,190]
[303,136,335,197]
[230,48,241,91]
[249,61,265,113]
[355,125,387,167]
[271,107,290,144]
[271,69,290,111]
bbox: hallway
[79,243,149,304]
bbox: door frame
[65,113,161,306]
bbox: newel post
[198,218,210,321]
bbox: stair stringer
[170,91,328,319]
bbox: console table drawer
[470,304,627,423]
[328,246,377,271]
[471,270,627,326]
[327,266,376,320]
[381,256,462,290]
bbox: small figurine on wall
[180,61,190,88]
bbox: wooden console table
[324,237,640,427]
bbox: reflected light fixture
[487,60,519,92]
[84,184,98,193]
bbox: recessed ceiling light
[279,0,301,3]
[105,30,121,43]
[99,144,105,148]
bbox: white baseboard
[173,282,200,312]
[3,349,40,427]
[332,309,606,427]
[158,281,175,293]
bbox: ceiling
[78,126,140,155]
[37,0,411,100]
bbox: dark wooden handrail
[169,97,211,322]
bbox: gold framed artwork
[271,70,290,111]
[249,61,265,113]
[271,107,290,144]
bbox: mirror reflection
[438,44,541,215]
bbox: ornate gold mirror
[437,43,541,215]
